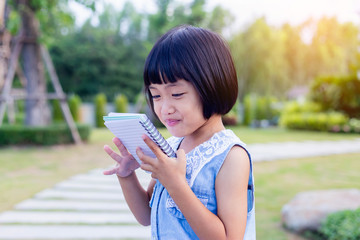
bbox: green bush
[330,118,360,134]
[319,208,360,240]
[348,118,360,133]
[68,94,82,122]
[3,101,25,124]
[243,94,280,126]
[94,93,107,128]
[244,94,256,126]
[114,94,128,113]
[52,95,82,123]
[310,75,360,118]
[280,101,350,132]
[281,101,323,115]
[0,124,91,146]
[52,100,63,122]
[280,111,348,131]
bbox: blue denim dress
[149,129,256,239]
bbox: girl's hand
[103,137,140,178]
[136,134,187,191]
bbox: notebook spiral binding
[139,118,176,158]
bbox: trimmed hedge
[0,124,91,146]
[280,112,348,132]
[68,95,82,122]
[114,94,128,113]
[279,101,351,132]
[94,93,107,128]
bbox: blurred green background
[1,0,359,239]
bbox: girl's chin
[167,128,185,138]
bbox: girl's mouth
[165,119,179,127]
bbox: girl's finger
[113,137,131,157]
[103,168,118,175]
[104,145,122,164]
[141,134,166,159]
[136,147,157,165]
[140,162,153,172]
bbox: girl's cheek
[153,105,162,118]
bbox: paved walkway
[1,138,360,239]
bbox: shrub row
[329,118,360,134]
[278,101,360,133]
[0,124,91,146]
[280,111,348,132]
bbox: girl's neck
[180,115,225,153]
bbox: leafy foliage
[279,101,349,132]
[4,0,360,114]
[68,94,82,122]
[309,75,360,118]
[51,95,82,123]
[47,0,232,103]
[114,94,128,113]
[243,94,280,126]
[320,208,360,240]
[229,17,359,100]
[94,93,107,128]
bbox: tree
[147,0,230,43]
[18,0,51,125]
[305,17,359,78]
[281,23,307,85]
[1,0,95,127]
[50,0,231,103]
[50,2,147,102]
[229,18,288,99]
[0,0,10,89]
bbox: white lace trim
[165,130,245,212]
[167,130,245,187]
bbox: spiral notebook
[103,112,176,164]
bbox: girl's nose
[161,100,175,115]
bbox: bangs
[144,34,191,87]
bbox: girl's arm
[117,174,156,226]
[103,137,155,226]
[138,135,250,239]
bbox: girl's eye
[152,95,161,100]
[172,93,184,98]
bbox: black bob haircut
[143,25,238,119]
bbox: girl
[103,25,255,240]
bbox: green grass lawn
[254,152,360,240]
[0,126,359,239]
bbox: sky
[70,0,360,34]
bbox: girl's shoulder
[206,129,247,151]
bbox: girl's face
[148,79,206,138]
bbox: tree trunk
[18,0,50,126]
[0,1,5,30]
[0,0,8,89]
